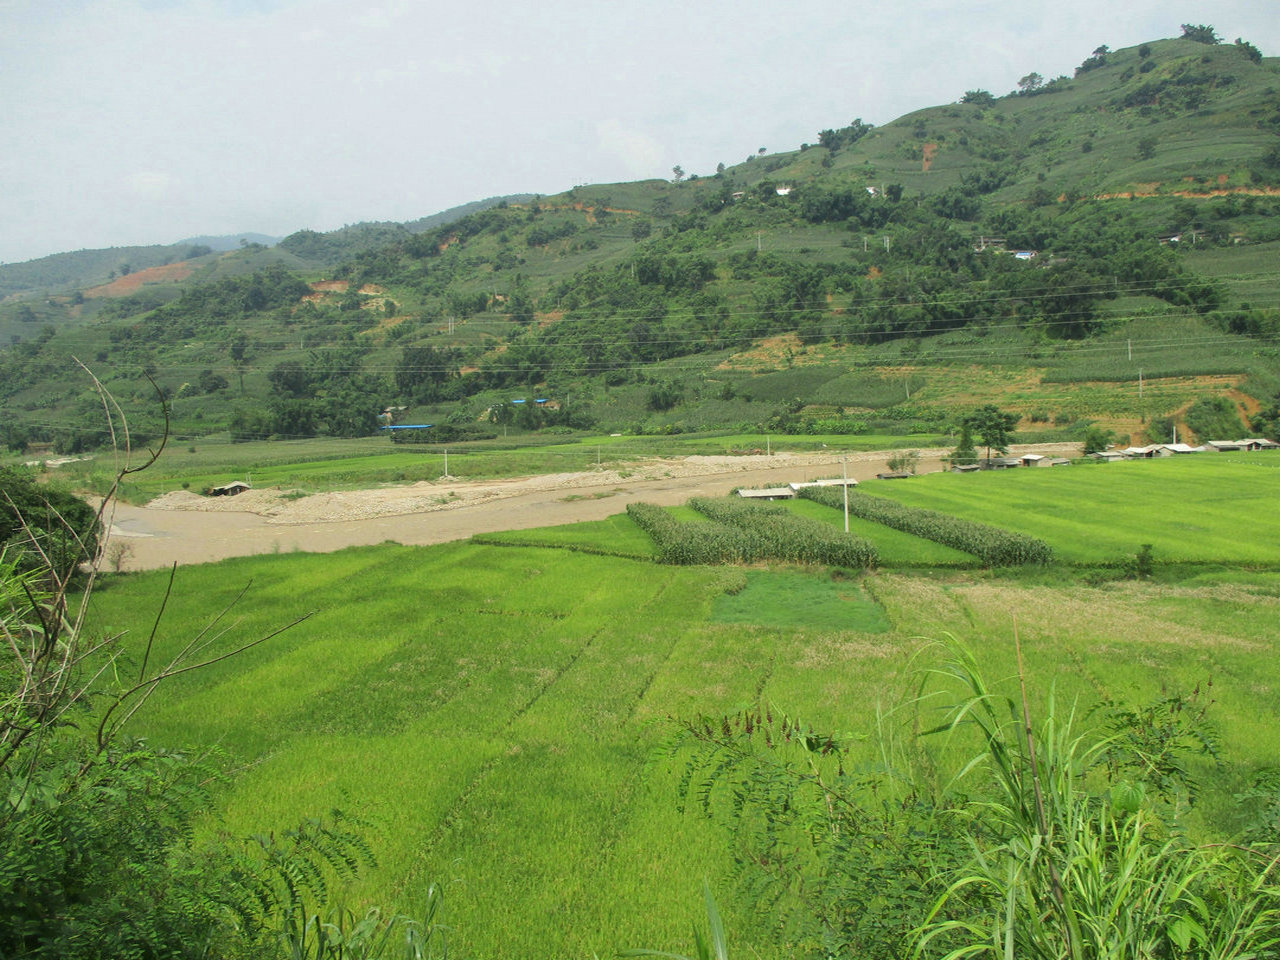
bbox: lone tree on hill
[963,405,1019,463]
[1181,23,1220,45]
[1017,72,1044,95]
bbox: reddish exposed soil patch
[922,143,939,172]
[1228,388,1262,417]
[516,201,641,217]
[305,281,384,304]
[84,261,195,298]
[1095,181,1280,200]
[717,334,805,369]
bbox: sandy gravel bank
[105,444,1080,570]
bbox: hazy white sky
[2,0,1276,264]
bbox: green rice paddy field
[854,453,1280,565]
[87,454,1280,957]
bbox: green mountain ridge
[3,30,1279,456]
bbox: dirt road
[106,444,1079,571]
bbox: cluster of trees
[816,118,873,153]
[0,468,100,582]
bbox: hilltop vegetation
[3,30,1280,458]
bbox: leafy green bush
[1185,395,1245,441]
[0,468,100,582]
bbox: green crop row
[627,500,877,568]
[798,486,1053,566]
[689,496,878,568]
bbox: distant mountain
[0,196,535,299]
[403,195,537,234]
[277,195,536,265]
[0,242,220,301]
[4,31,1279,454]
[175,233,282,252]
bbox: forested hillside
[3,29,1279,454]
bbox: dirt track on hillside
[104,444,1079,571]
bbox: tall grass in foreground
[914,643,1280,960]
[660,639,1280,959]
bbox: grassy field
[88,537,1280,957]
[854,453,1280,565]
[784,497,977,566]
[472,512,659,559]
[80,453,1280,956]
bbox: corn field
[627,500,878,568]
[798,486,1053,566]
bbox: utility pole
[443,449,448,478]
[1127,339,1132,362]
[842,457,849,534]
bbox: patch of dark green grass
[711,569,890,632]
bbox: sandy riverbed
[104,444,1080,571]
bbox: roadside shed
[737,487,795,500]
[790,478,859,492]
[209,481,251,497]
